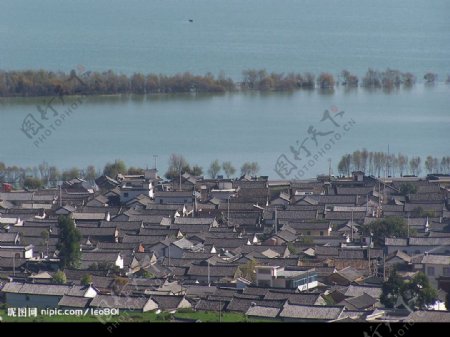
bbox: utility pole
[328,158,332,180]
[407,215,410,238]
[207,260,210,286]
[168,244,171,267]
[274,208,278,235]
[351,211,354,242]
[227,196,230,227]
[153,155,158,170]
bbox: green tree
[207,160,221,179]
[84,165,97,181]
[380,271,404,308]
[411,206,435,218]
[190,165,203,176]
[81,274,93,286]
[381,271,438,310]
[103,160,127,178]
[62,167,81,181]
[127,167,144,175]
[361,216,408,247]
[317,72,335,89]
[238,259,257,283]
[40,230,50,257]
[23,177,43,190]
[57,215,81,268]
[222,161,236,178]
[53,270,67,284]
[287,242,297,254]
[399,183,417,196]
[424,72,437,84]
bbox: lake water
[0,0,449,178]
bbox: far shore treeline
[1,151,449,190]
[0,68,448,98]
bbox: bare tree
[222,161,236,178]
[409,157,422,176]
[207,160,221,179]
[398,153,408,177]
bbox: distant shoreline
[0,68,446,99]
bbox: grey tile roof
[283,221,330,231]
[101,220,143,230]
[314,245,339,256]
[58,295,91,308]
[339,293,376,310]
[325,211,366,220]
[186,264,239,278]
[174,217,216,225]
[408,193,444,202]
[384,237,408,246]
[273,230,297,242]
[10,226,59,237]
[226,297,285,313]
[404,310,450,322]
[150,295,186,310]
[309,195,358,205]
[195,299,228,312]
[344,285,382,299]
[0,232,19,243]
[277,210,318,220]
[170,224,211,233]
[241,287,269,297]
[72,212,107,220]
[421,254,450,265]
[184,285,217,298]
[204,238,248,249]
[279,303,344,321]
[1,282,71,296]
[138,227,176,236]
[0,257,27,268]
[90,295,150,310]
[96,242,137,250]
[404,203,443,212]
[264,291,321,305]
[246,305,280,318]
[80,251,123,262]
[78,227,117,237]
[409,237,450,246]
[122,234,166,244]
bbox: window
[443,267,450,277]
[320,231,324,236]
[123,192,129,198]
[427,266,435,276]
[257,269,272,275]
[307,231,311,236]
